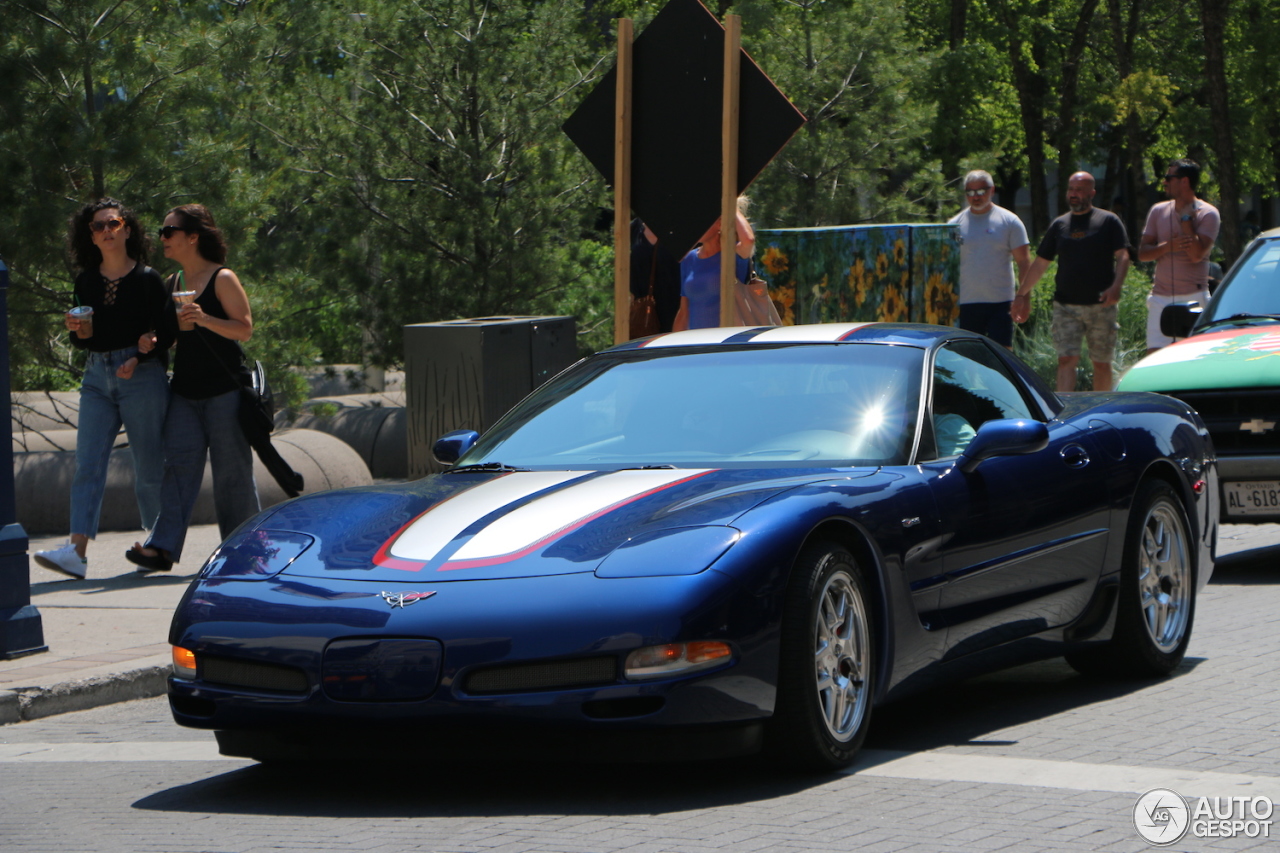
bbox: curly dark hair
[167,204,228,264]
[67,199,150,272]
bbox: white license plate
[1224,481,1280,517]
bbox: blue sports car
[168,323,1217,770]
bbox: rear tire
[1066,479,1195,678]
[766,541,874,771]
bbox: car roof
[607,322,970,352]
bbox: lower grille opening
[201,655,309,694]
[169,694,217,718]
[582,696,665,719]
[464,656,617,695]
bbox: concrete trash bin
[404,315,577,477]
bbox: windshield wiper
[1198,313,1280,332]
[445,462,530,474]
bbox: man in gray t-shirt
[948,170,1031,348]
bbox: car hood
[243,467,873,583]
[1119,325,1280,392]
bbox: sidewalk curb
[0,665,169,724]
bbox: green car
[1119,227,1280,523]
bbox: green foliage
[2,0,1276,403]
[735,0,946,226]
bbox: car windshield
[460,344,924,469]
[1203,239,1280,326]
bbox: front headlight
[200,529,314,579]
[624,641,733,680]
[595,526,739,578]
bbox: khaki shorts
[1052,301,1118,361]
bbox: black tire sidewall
[768,541,874,769]
[1116,479,1196,675]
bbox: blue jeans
[957,301,1014,347]
[71,349,170,538]
[146,389,259,561]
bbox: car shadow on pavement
[132,754,833,817]
[1211,544,1280,584]
[864,655,1204,754]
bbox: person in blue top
[673,197,756,331]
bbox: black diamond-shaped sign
[563,0,806,257]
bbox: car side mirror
[1160,302,1202,339]
[432,429,480,466]
[957,419,1049,474]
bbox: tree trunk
[994,0,1051,236]
[1106,0,1145,242]
[1010,52,1050,236]
[82,60,104,199]
[949,0,969,49]
[1054,0,1101,211]
[1201,0,1239,265]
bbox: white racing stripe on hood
[386,471,586,565]
[444,468,711,568]
[641,328,750,347]
[749,322,872,342]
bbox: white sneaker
[34,543,87,579]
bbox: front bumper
[167,569,780,745]
[1216,455,1280,523]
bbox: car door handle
[1060,443,1090,469]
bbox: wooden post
[719,15,742,328]
[613,19,634,345]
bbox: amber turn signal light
[171,646,197,679]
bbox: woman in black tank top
[126,205,260,572]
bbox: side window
[930,341,1035,457]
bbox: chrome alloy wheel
[1137,499,1191,653]
[813,569,871,742]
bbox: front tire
[767,541,874,771]
[1067,479,1195,677]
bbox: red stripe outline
[371,473,515,572]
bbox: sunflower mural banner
[755,225,960,326]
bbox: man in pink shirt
[1138,159,1220,353]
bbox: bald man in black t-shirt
[1014,172,1131,391]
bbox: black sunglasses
[158,225,189,239]
[1163,173,1182,181]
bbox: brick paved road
[2,529,1277,853]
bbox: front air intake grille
[1166,389,1280,454]
[464,657,617,695]
[201,656,309,694]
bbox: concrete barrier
[12,429,90,454]
[278,393,408,480]
[14,428,372,535]
[12,391,81,433]
[281,406,407,480]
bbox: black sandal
[126,547,173,573]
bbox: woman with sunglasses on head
[34,200,171,580]
[125,204,258,573]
